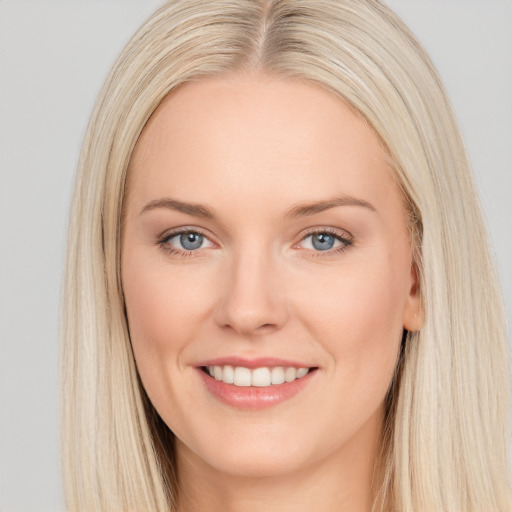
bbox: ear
[402,262,423,332]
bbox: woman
[61,0,511,510]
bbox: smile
[204,365,311,387]
[197,359,318,410]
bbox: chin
[181,427,323,479]
[207,449,308,478]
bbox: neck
[175,408,384,512]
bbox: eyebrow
[139,195,377,219]
[140,198,215,218]
[285,195,377,219]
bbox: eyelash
[299,227,353,259]
[157,227,353,259]
[157,227,212,259]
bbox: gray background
[0,1,511,510]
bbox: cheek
[295,254,408,400]
[121,250,216,413]
[123,255,212,347]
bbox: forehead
[127,72,398,217]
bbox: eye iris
[180,232,203,250]
[312,233,335,251]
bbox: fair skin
[122,72,422,512]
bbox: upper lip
[196,357,316,369]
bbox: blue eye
[300,230,351,253]
[162,230,213,253]
[311,233,335,251]
[178,232,204,250]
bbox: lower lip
[197,368,317,410]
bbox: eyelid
[294,227,354,256]
[157,225,211,241]
[298,226,353,241]
[157,226,216,257]
[156,225,353,258]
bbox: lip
[196,356,314,369]
[195,358,318,410]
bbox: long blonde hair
[61,1,511,510]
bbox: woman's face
[122,73,421,478]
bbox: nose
[214,248,289,336]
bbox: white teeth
[233,367,251,387]
[284,367,297,382]
[205,365,311,387]
[251,367,271,387]
[271,367,285,385]
[296,367,308,378]
[223,364,234,384]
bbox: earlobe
[404,308,424,332]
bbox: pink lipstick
[195,358,318,410]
